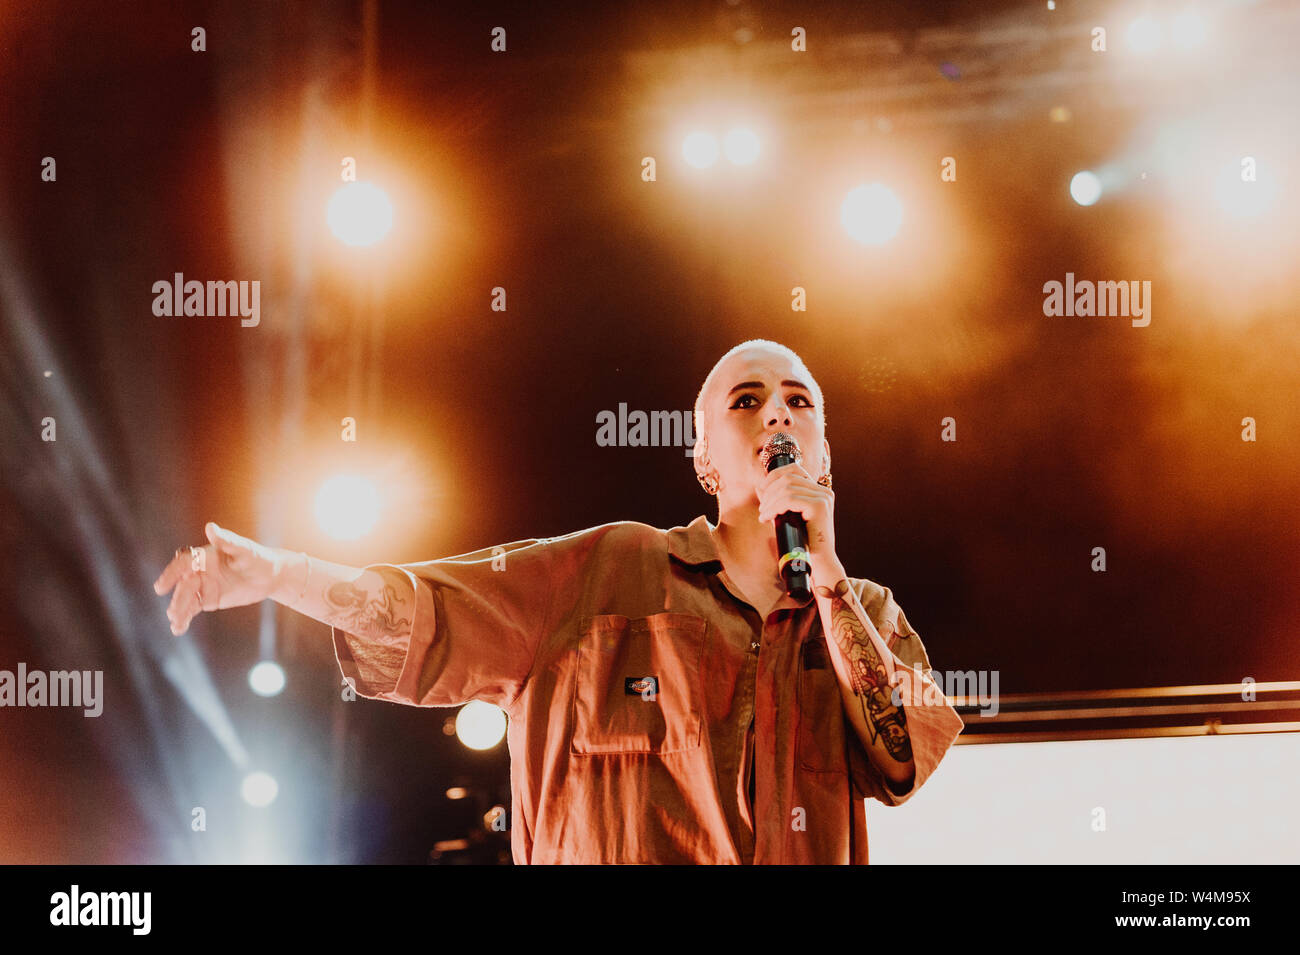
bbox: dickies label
[625,676,659,698]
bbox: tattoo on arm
[815,579,913,763]
[325,581,412,642]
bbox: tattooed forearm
[271,557,416,642]
[815,579,913,763]
[325,581,412,642]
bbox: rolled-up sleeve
[332,536,560,711]
[847,585,965,807]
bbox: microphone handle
[774,511,812,601]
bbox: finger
[778,469,822,490]
[154,549,190,595]
[170,579,204,636]
[204,519,254,556]
[764,478,826,509]
[758,495,804,523]
[205,521,244,556]
[196,568,219,612]
[757,482,799,516]
[759,490,826,523]
[171,606,194,637]
[167,592,188,635]
[761,467,819,494]
[166,571,197,629]
[760,480,824,505]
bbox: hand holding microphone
[757,432,837,600]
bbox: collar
[667,515,815,612]
[666,515,721,567]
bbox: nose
[765,396,792,429]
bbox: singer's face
[703,346,827,499]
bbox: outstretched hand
[152,522,288,635]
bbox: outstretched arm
[273,554,415,645]
[154,522,413,645]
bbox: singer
[153,339,963,864]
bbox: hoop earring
[698,471,719,495]
[817,472,832,489]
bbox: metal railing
[950,681,1300,744]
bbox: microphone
[759,432,812,601]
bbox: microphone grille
[759,431,802,471]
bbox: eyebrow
[726,379,813,398]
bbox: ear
[692,432,710,479]
[820,438,832,479]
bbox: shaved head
[694,339,825,444]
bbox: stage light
[248,661,286,697]
[1213,159,1276,220]
[1125,16,1163,54]
[445,787,469,800]
[455,701,507,750]
[1070,171,1103,206]
[840,183,904,246]
[723,128,760,165]
[313,474,381,541]
[241,771,279,808]
[1171,11,1208,50]
[682,132,720,169]
[327,181,394,247]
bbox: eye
[730,394,760,409]
[788,394,813,408]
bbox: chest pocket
[570,613,707,756]
[797,636,848,773]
